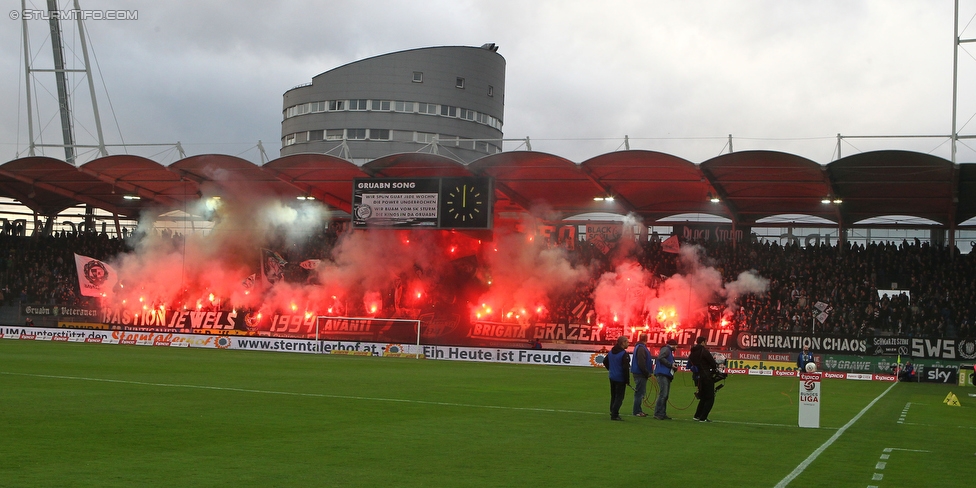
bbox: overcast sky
[2,0,975,166]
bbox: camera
[711,369,727,392]
[711,370,728,382]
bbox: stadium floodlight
[821,198,832,204]
[123,195,141,200]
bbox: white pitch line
[774,381,898,488]
[0,371,602,416]
[711,419,839,430]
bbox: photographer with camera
[689,336,718,422]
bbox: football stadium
[3,2,976,487]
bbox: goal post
[314,316,422,357]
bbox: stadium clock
[440,177,492,229]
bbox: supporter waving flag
[73,253,118,297]
[661,235,680,254]
[262,249,287,285]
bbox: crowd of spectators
[1,228,973,340]
[0,232,129,308]
[540,234,975,340]
[701,237,974,339]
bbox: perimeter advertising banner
[0,326,912,379]
[15,302,976,355]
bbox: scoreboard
[352,177,493,229]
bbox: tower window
[456,77,465,89]
[394,101,415,113]
[488,85,494,97]
[413,71,423,83]
[369,129,391,140]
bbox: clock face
[446,184,483,222]
[440,177,491,229]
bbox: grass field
[1,340,973,487]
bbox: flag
[299,259,321,270]
[662,235,680,254]
[74,253,118,297]
[242,273,256,289]
[261,249,287,285]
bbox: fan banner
[74,253,118,297]
[261,249,287,285]
[661,235,680,254]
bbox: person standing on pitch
[653,338,678,420]
[796,344,814,371]
[630,333,652,417]
[689,336,718,422]
[602,336,631,421]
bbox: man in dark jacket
[602,335,630,421]
[689,336,719,422]
[630,333,652,417]
[653,338,678,420]
[898,361,915,382]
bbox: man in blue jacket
[630,333,652,417]
[654,339,678,420]
[602,336,630,421]
[797,345,814,371]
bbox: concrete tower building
[281,44,505,164]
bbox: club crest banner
[74,253,118,297]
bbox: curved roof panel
[263,153,369,212]
[958,163,976,225]
[471,151,625,218]
[170,154,301,201]
[2,150,974,229]
[701,151,837,225]
[80,154,197,209]
[828,150,955,225]
[0,156,145,217]
[582,150,727,222]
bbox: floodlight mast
[20,1,34,157]
[22,0,109,164]
[952,0,976,164]
[952,0,958,164]
[74,0,108,158]
[47,0,76,164]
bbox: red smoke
[100,190,767,337]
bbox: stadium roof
[1,149,974,228]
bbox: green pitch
[1,340,972,487]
